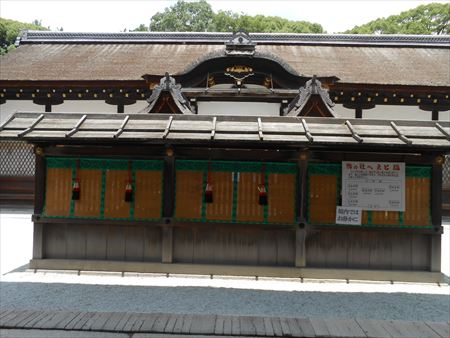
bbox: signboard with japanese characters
[336,206,362,225]
[342,161,405,212]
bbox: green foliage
[150,0,214,32]
[132,24,149,32]
[147,0,324,33]
[345,3,449,35]
[0,18,48,55]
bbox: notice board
[342,161,405,212]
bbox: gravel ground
[1,208,449,323]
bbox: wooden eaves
[1,112,449,152]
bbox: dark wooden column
[295,151,309,267]
[33,147,46,260]
[162,147,175,263]
[45,103,52,112]
[430,155,443,272]
[117,104,124,114]
[431,109,439,121]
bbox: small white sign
[336,206,362,225]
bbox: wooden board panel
[404,177,430,226]
[45,168,72,217]
[268,173,296,223]
[175,171,203,219]
[134,170,163,219]
[85,225,107,260]
[44,223,66,259]
[372,211,399,225]
[104,170,130,219]
[74,169,102,217]
[143,226,162,262]
[236,172,264,222]
[125,226,144,261]
[65,224,86,260]
[106,225,125,260]
[173,227,194,263]
[309,175,336,224]
[206,171,233,221]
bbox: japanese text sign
[336,206,362,225]
[342,161,405,211]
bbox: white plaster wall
[0,100,150,124]
[1,100,448,122]
[198,101,280,116]
[0,101,44,123]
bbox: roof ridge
[17,30,450,47]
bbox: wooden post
[162,148,175,263]
[430,235,441,272]
[430,156,443,272]
[355,106,362,119]
[431,157,443,227]
[163,150,175,218]
[295,226,306,267]
[162,227,173,263]
[33,148,46,259]
[431,109,439,121]
[45,104,51,112]
[295,153,308,267]
[117,104,124,114]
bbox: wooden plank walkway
[0,309,448,338]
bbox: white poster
[342,161,405,211]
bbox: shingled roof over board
[1,31,449,87]
[1,112,449,151]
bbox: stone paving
[1,309,449,338]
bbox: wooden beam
[162,116,173,139]
[301,119,313,142]
[345,120,363,143]
[29,259,446,283]
[210,117,217,140]
[113,115,130,138]
[257,117,264,140]
[390,121,412,145]
[66,114,87,137]
[18,114,44,137]
[436,123,450,140]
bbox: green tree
[144,0,324,33]
[0,18,48,55]
[132,23,149,32]
[345,3,449,35]
[150,0,214,32]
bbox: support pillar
[33,148,46,259]
[295,151,309,267]
[162,147,175,264]
[162,227,173,263]
[295,226,306,267]
[430,156,443,272]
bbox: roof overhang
[1,112,448,153]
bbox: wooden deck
[1,309,448,337]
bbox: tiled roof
[18,31,450,47]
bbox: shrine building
[0,31,449,281]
